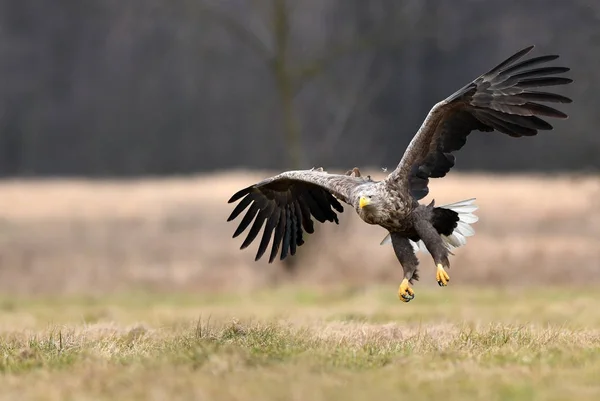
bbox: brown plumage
[227,46,572,302]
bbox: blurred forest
[0,0,599,177]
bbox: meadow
[0,170,598,400]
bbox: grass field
[1,286,599,400]
[0,171,598,400]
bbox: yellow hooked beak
[359,196,370,209]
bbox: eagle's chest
[359,211,380,225]
[380,208,413,231]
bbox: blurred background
[0,0,599,295]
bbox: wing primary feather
[485,45,535,76]
[228,186,253,203]
[308,189,332,221]
[254,207,281,261]
[516,77,573,88]
[227,195,253,222]
[510,66,570,80]
[269,208,287,263]
[521,102,568,119]
[281,205,292,260]
[232,201,260,238]
[327,192,344,213]
[303,190,328,223]
[293,201,305,246]
[288,203,298,256]
[493,67,570,91]
[517,91,572,104]
[490,93,571,106]
[308,189,337,223]
[499,55,559,76]
[297,196,315,233]
[477,110,553,130]
[474,110,536,137]
[483,102,542,117]
[240,202,274,249]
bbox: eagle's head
[355,190,385,222]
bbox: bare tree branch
[312,58,393,164]
[292,34,405,96]
[198,3,273,64]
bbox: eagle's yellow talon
[436,264,450,286]
[398,278,415,302]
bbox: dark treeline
[0,0,599,177]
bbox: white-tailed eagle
[227,46,572,302]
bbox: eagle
[226,45,572,302]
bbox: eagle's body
[351,181,418,228]
[354,181,413,229]
[226,46,573,302]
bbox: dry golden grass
[0,286,599,400]
[0,170,598,294]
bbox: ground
[1,286,599,400]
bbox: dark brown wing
[386,45,573,200]
[227,169,366,263]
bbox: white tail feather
[380,235,392,245]
[380,198,478,253]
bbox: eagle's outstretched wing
[227,169,366,263]
[385,45,573,200]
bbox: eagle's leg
[435,263,450,286]
[413,219,451,287]
[390,233,419,302]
